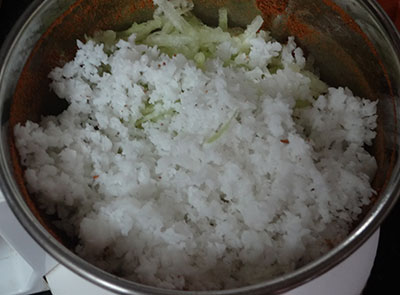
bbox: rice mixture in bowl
[13,0,378,290]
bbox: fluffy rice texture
[14,5,377,291]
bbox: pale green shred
[194,52,206,67]
[140,103,155,116]
[155,0,193,33]
[288,62,328,108]
[185,13,204,28]
[89,30,117,53]
[133,96,177,129]
[145,33,193,48]
[302,70,328,98]
[295,99,312,109]
[161,20,175,34]
[268,56,284,74]
[135,107,176,129]
[242,15,263,42]
[205,111,238,144]
[218,8,228,31]
[118,18,163,42]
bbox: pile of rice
[14,0,377,290]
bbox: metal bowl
[0,0,399,294]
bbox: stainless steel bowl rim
[1,0,400,294]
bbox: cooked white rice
[14,0,377,290]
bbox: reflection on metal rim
[0,0,400,294]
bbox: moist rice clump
[14,0,377,290]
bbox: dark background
[0,0,399,294]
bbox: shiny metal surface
[0,0,399,294]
